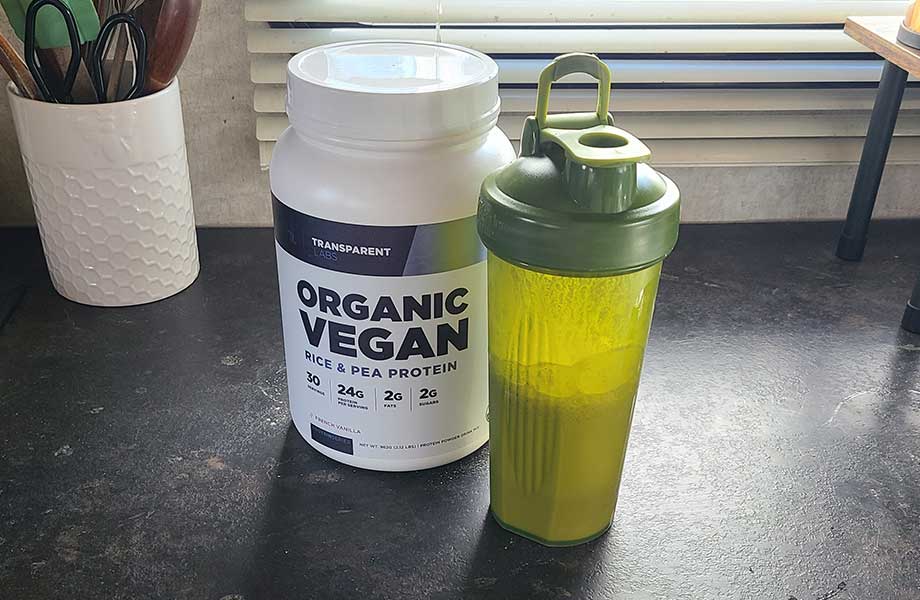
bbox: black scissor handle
[24,0,83,103]
[91,13,147,103]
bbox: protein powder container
[271,41,515,471]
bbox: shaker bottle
[477,54,680,546]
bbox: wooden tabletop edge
[843,15,920,78]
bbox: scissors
[24,0,147,103]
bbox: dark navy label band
[273,195,485,277]
[310,424,354,455]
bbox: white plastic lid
[286,41,501,141]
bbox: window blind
[245,0,919,169]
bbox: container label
[274,198,485,276]
[274,196,488,466]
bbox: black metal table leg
[902,272,920,333]
[837,61,909,261]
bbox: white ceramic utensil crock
[7,79,199,306]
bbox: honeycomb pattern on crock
[22,146,199,306]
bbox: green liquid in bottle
[487,254,661,545]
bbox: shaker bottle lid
[286,41,500,141]
[478,54,680,275]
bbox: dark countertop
[1,222,920,600]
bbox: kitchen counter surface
[2,222,920,600]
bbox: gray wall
[1,1,919,226]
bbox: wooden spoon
[134,0,200,94]
[0,29,39,99]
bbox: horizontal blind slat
[251,55,286,84]
[255,111,920,142]
[642,137,920,165]
[498,112,920,139]
[499,87,920,113]
[247,27,864,54]
[244,0,907,24]
[259,137,920,169]
[250,56,887,85]
[255,86,920,114]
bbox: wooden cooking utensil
[134,0,200,94]
[0,29,39,99]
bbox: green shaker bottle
[477,53,680,546]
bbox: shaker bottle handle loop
[535,53,612,130]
